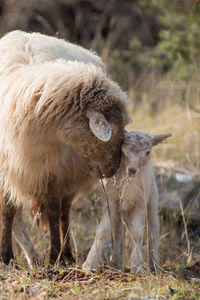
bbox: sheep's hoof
[49,254,74,268]
[149,262,161,275]
[0,250,14,265]
[63,251,75,264]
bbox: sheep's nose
[128,168,137,177]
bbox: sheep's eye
[146,150,150,156]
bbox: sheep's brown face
[58,107,129,179]
[71,123,124,178]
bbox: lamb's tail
[30,199,48,228]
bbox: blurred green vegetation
[1,0,200,107]
[97,0,200,112]
[145,0,200,78]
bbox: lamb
[82,130,171,273]
[0,30,130,265]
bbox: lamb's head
[121,131,171,177]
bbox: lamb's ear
[151,133,172,146]
[86,110,112,142]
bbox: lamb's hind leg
[60,195,74,264]
[82,203,112,271]
[0,196,16,264]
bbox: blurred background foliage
[0,0,199,166]
[0,0,200,104]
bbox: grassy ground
[0,104,200,299]
[0,262,200,299]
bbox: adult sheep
[0,29,105,266]
[0,30,130,265]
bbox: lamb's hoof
[82,261,97,273]
[130,265,144,274]
[28,258,42,269]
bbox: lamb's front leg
[82,204,112,271]
[109,198,124,270]
[46,196,62,265]
[0,196,16,264]
[127,207,145,273]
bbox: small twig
[71,229,78,262]
[56,208,76,265]
[178,198,192,264]
[143,178,150,273]
[100,179,114,247]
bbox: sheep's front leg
[127,207,145,273]
[46,196,62,265]
[147,184,159,272]
[0,197,16,264]
[82,204,112,271]
[60,195,74,264]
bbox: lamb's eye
[146,150,150,156]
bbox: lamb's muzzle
[128,167,137,177]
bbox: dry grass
[0,262,200,300]
[127,103,200,173]
[0,183,198,300]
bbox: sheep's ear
[86,110,112,142]
[151,133,172,146]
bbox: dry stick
[71,229,78,264]
[100,179,114,251]
[186,102,200,169]
[142,177,150,274]
[178,198,191,264]
[56,208,76,265]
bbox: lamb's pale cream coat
[83,131,171,273]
